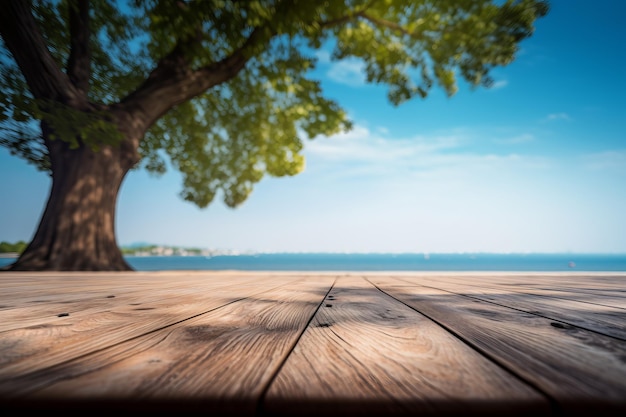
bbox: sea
[2,253,626,271]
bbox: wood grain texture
[419,274,626,310]
[369,276,626,416]
[0,272,261,331]
[264,277,549,416]
[1,272,625,416]
[6,276,334,415]
[0,274,302,383]
[398,275,626,340]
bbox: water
[3,253,625,271]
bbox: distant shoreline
[2,253,626,272]
[0,253,17,258]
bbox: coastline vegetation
[0,241,27,254]
[121,245,210,257]
[0,241,207,257]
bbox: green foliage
[36,100,124,151]
[0,47,49,171]
[142,44,351,207]
[120,245,157,255]
[30,0,150,103]
[329,0,549,103]
[1,0,144,170]
[0,241,28,254]
[1,0,549,208]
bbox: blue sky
[1,0,625,253]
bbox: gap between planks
[390,275,626,342]
[263,276,550,416]
[2,276,336,416]
[367,275,626,417]
[0,275,320,391]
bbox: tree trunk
[6,124,134,271]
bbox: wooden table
[0,271,624,416]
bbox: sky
[1,0,625,254]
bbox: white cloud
[306,125,460,163]
[315,50,365,87]
[303,125,549,181]
[490,79,509,89]
[583,150,626,172]
[376,126,390,135]
[327,60,366,87]
[544,112,571,122]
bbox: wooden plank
[410,273,625,290]
[398,276,626,340]
[419,274,626,310]
[0,272,270,332]
[0,274,303,381]
[516,289,626,311]
[423,274,626,310]
[264,277,549,416]
[2,276,334,415]
[0,271,276,308]
[499,274,626,292]
[369,276,626,416]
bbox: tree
[0,0,549,271]
[0,241,28,254]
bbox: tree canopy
[1,0,549,209]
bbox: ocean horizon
[2,252,626,271]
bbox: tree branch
[358,12,416,38]
[118,27,267,135]
[318,0,379,28]
[0,0,85,106]
[66,0,91,93]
